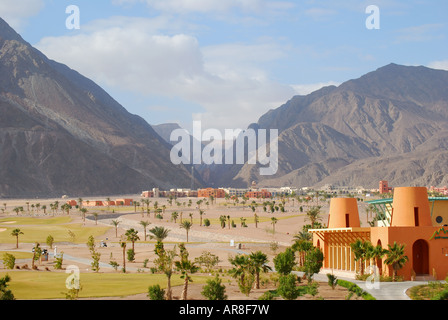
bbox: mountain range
[2,16,448,197]
[0,18,198,198]
[196,63,448,189]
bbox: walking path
[297,269,438,300]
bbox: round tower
[327,198,360,228]
[391,187,432,227]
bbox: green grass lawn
[0,271,209,299]
[0,251,34,259]
[0,216,72,225]
[0,217,110,244]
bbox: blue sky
[1,0,447,132]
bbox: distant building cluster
[429,186,448,196]
[141,182,298,199]
[65,199,134,207]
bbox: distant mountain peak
[0,17,25,43]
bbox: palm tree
[350,239,372,276]
[371,244,387,276]
[219,215,227,229]
[125,228,140,251]
[139,221,151,241]
[254,213,259,228]
[249,251,271,289]
[171,211,179,223]
[293,229,312,241]
[199,210,205,226]
[228,254,254,296]
[111,220,120,238]
[80,208,88,222]
[180,220,192,242]
[271,217,278,234]
[175,243,199,300]
[292,239,313,267]
[305,206,322,228]
[11,228,23,249]
[119,239,127,272]
[149,226,170,242]
[384,242,409,281]
[91,212,99,225]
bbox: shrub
[337,279,376,300]
[201,275,228,300]
[203,219,211,227]
[127,249,135,262]
[258,291,277,300]
[54,252,64,270]
[327,273,338,289]
[277,274,302,300]
[2,253,15,270]
[148,284,165,300]
[110,261,119,271]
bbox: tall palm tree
[249,251,271,289]
[139,221,151,241]
[149,226,170,242]
[11,228,23,249]
[119,239,127,272]
[125,228,140,251]
[199,210,205,226]
[91,212,99,225]
[80,208,88,222]
[371,244,387,276]
[111,220,120,238]
[180,220,192,242]
[384,242,409,281]
[271,217,278,234]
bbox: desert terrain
[0,194,372,300]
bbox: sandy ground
[0,195,372,300]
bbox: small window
[414,207,419,226]
[436,216,443,224]
[345,214,350,228]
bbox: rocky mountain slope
[201,63,448,189]
[0,18,197,198]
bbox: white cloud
[0,0,44,31]
[291,81,340,96]
[115,0,294,14]
[36,16,295,131]
[428,60,448,71]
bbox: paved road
[296,271,434,300]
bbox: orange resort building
[197,188,226,198]
[82,199,133,207]
[310,187,448,280]
[245,189,272,199]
